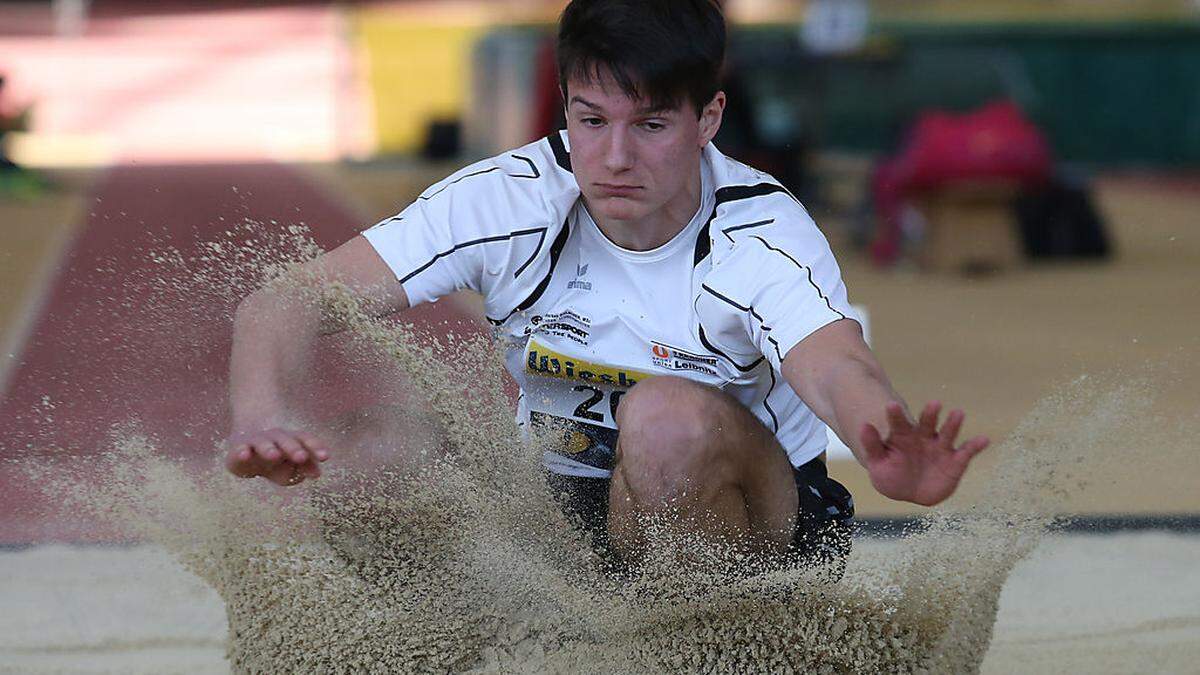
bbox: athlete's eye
[580,117,604,128]
[640,120,666,132]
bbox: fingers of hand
[296,432,331,463]
[884,402,912,438]
[226,444,256,477]
[956,435,990,463]
[297,457,322,479]
[257,430,324,481]
[939,409,965,449]
[859,422,889,462]
[291,432,329,477]
[226,428,330,483]
[225,438,289,479]
[266,458,318,485]
[227,440,282,477]
[267,429,308,465]
[266,462,300,486]
[917,401,941,437]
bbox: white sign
[802,0,870,56]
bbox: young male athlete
[224,0,989,564]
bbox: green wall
[731,22,1200,166]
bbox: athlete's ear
[698,91,726,147]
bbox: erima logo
[567,262,592,291]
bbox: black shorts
[545,456,855,572]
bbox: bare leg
[607,376,799,562]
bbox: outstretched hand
[859,402,989,506]
[225,427,331,487]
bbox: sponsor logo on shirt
[525,339,649,388]
[566,263,592,291]
[649,341,721,377]
[527,309,591,346]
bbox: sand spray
[12,224,1193,673]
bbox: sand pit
[2,533,1197,674]
[0,544,227,675]
[979,532,1200,674]
[3,288,1191,672]
[1,200,1196,672]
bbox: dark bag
[1015,175,1112,259]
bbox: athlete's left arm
[781,319,989,506]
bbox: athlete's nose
[603,126,635,174]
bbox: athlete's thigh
[729,416,800,546]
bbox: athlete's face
[564,72,724,237]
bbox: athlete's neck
[587,166,702,252]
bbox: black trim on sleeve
[763,365,780,433]
[419,166,502,201]
[513,228,548,278]
[693,182,794,267]
[510,154,540,179]
[398,227,546,285]
[748,235,847,321]
[701,283,785,363]
[766,334,784,362]
[693,204,718,267]
[488,216,572,325]
[417,155,544,202]
[368,215,403,231]
[721,218,775,242]
[548,132,572,173]
[698,283,784,431]
[701,283,778,333]
[697,323,764,373]
[716,183,793,204]
[701,283,751,312]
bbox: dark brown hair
[556,0,726,116]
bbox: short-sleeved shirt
[363,131,858,478]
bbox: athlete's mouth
[596,184,641,197]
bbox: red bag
[871,100,1053,265]
[897,100,1052,189]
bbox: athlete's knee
[614,376,738,479]
[618,375,730,440]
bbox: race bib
[522,338,652,429]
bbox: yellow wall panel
[354,10,486,155]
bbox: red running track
[0,162,483,544]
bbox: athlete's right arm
[223,235,409,486]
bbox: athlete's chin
[591,197,648,222]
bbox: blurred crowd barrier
[452,18,1200,166]
[1,1,1198,168]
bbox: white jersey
[363,131,858,478]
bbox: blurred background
[1,0,1198,540]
